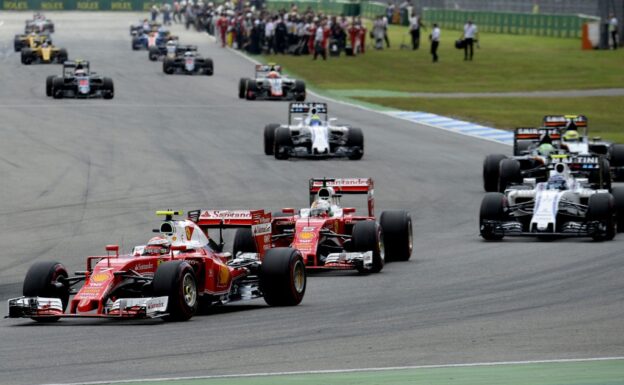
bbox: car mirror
[281,208,295,215]
[343,207,356,214]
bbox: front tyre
[264,124,279,155]
[587,193,616,241]
[46,75,55,97]
[153,261,198,321]
[22,261,69,322]
[480,192,507,240]
[352,221,384,273]
[260,248,306,306]
[102,77,114,100]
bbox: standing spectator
[265,16,275,54]
[462,20,478,60]
[162,2,172,26]
[151,3,159,22]
[386,1,395,24]
[609,14,619,49]
[408,12,424,50]
[173,1,181,23]
[382,15,390,48]
[313,20,326,60]
[275,17,288,53]
[429,23,440,62]
[373,16,385,50]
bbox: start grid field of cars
[1,10,624,385]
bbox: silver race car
[264,103,363,160]
[239,64,305,101]
[480,155,624,241]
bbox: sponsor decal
[91,271,111,283]
[40,1,63,9]
[217,266,230,286]
[147,301,165,310]
[3,1,28,9]
[78,288,100,298]
[252,222,271,236]
[133,262,154,272]
[302,227,316,232]
[185,226,194,241]
[111,1,132,10]
[77,1,99,10]
[299,231,315,240]
[200,210,251,219]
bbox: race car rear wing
[542,115,589,136]
[289,102,328,125]
[513,127,561,155]
[188,209,272,256]
[309,178,374,216]
[176,44,197,53]
[255,63,282,77]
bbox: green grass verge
[262,25,624,93]
[355,96,624,143]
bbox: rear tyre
[260,248,306,306]
[480,192,507,241]
[131,37,141,50]
[102,78,114,99]
[163,59,175,74]
[587,193,615,241]
[264,124,279,155]
[346,128,364,160]
[46,75,55,97]
[203,59,213,75]
[611,187,624,233]
[483,154,506,192]
[148,46,159,61]
[380,210,412,262]
[245,80,258,100]
[233,227,257,257]
[588,158,612,190]
[498,158,522,192]
[57,48,68,63]
[153,261,198,321]
[352,221,384,274]
[22,261,69,322]
[21,48,32,65]
[274,127,292,160]
[238,78,248,99]
[14,36,22,52]
[294,80,306,101]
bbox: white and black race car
[480,155,624,241]
[239,64,305,101]
[264,103,363,160]
[163,47,213,75]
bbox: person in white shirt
[313,21,326,60]
[265,17,275,54]
[429,23,440,62]
[609,14,618,50]
[408,13,424,50]
[462,20,478,60]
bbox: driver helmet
[546,174,567,191]
[143,236,171,256]
[537,143,555,157]
[309,114,322,126]
[74,68,86,77]
[563,130,580,143]
[311,199,331,216]
[184,50,193,57]
[267,71,280,79]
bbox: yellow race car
[14,33,50,52]
[21,40,68,65]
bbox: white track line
[41,356,624,385]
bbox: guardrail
[423,8,598,38]
[264,0,387,19]
[2,0,154,11]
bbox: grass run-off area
[262,24,624,142]
[356,96,624,143]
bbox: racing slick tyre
[346,128,364,160]
[46,75,55,97]
[483,154,507,192]
[498,158,522,192]
[153,261,198,321]
[479,192,507,241]
[609,144,624,181]
[163,59,175,74]
[352,221,384,274]
[294,80,306,101]
[57,49,68,63]
[588,158,611,190]
[52,77,65,99]
[264,124,279,155]
[21,48,33,65]
[245,79,258,100]
[587,193,616,241]
[274,127,292,160]
[148,46,159,61]
[233,227,257,257]
[203,59,214,75]
[238,78,248,99]
[513,141,532,156]
[612,187,624,233]
[260,248,306,306]
[102,77,114,100]
[14,36,22,52]
[22,261,69,322]
[380,210,412,262]
[131,37,141,50]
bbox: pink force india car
[242,178,413,274]
[7,210,306,323]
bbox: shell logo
[91,271,111,283]
[299,232,315,240]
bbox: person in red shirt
[216,13,228,47]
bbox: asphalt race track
[0,12,622,385]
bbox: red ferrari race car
[248,178,412,274]
[7,210,306,323]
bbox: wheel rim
[182,273,197,307]
[378,227,385,263]
[292,260,305,293]
[407,219,413,254]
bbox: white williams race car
[264,103,364,160]
[480,155,624,241]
